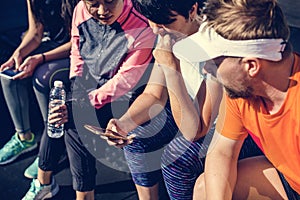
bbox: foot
[22,177,59,200]
[24,157,39,179]
[0,132,37,165]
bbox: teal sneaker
[24,157,39,179]
[22,178,59,200]
[0,132,37,165]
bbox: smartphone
[84,124,129,141]
[0,69,22,79]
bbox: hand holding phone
[0,68,22,79]
[84,124,131,141]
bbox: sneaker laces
[2,134,24,152]
[24,179,39,199]
[29,179,45,195]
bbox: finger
[49,105,66,114]
[12,71,26,80]
[111,125,117,132]
[14,58,21,70]
[48,117,63,124]
[114,139,124,145]
[107,140,118,146]
[106,120,116,130]
[18,61,27,71]
[0,60,14,71]
[100,136,108,140]
[48,111,65,122]
[127,139,134,145]
[127,134,136,140]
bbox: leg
[161,129,213,200]
[22,127,65,199]
[193,174,205,200]
[136,184,159,200]
[38,127,66,184]
[76,190,95,200]
[32,58,71,122]
[233,156,287,200]
[0,77,37,164]
[124,101,179,200]
[1,77,32,135]
[193,156,288,200]
[23,58,70,178]
[65,127,96,198]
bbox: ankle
[18,132,33,141]
[38,170,53,185]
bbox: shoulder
[73,1,93,26]
[118,0,149,29]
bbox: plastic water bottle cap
[54,80,63,88]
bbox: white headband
[173,22,286,63]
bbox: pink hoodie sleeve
[70,2,86,78]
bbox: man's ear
[189,2,199,20]
[242,57,261,78]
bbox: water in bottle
[47,80,66,138]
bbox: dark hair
[132,0,205,24]
[30,0,44,24]
[30,0,79,31]
[61,0,79,31]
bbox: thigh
[39,128,66,171]
[124,102,179,186]
[64,127,97,192]
[32,58,71,94]
[233,156,287,200]
[162,136,208,200]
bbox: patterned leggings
[124,102,263,199]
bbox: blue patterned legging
[161,129,263,200]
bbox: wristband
[41,53,46,64]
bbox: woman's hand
[0,50,23,72]
[152,34,180,70]
[13,54,43,79]
[102,118,135,148]
[48,104,69,127]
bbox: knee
[1,76,15,87]
[32,73,49,95]
[193,173,206,200]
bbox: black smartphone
[0,69,22,79]
[84,124,129,141]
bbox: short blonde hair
[202,0,290,42]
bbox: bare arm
[15,41,72,79]
[0,0,44,71]
[153,34,223,141]
[106,63,168,135]
[204,131,244,200]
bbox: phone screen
[0,69,21,79]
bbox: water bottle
[47,80,66,138]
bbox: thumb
[14,57,22,70]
